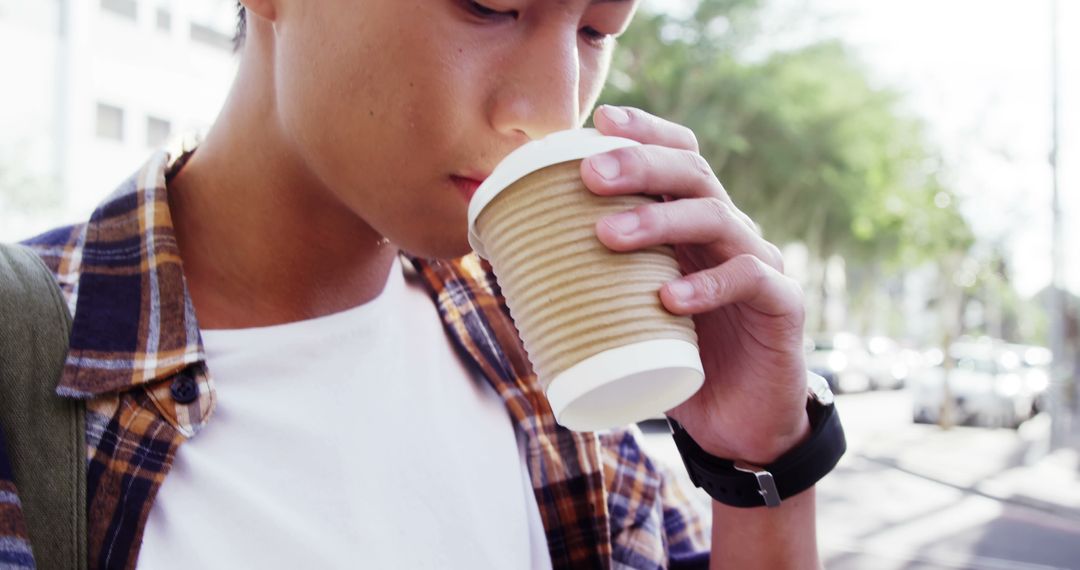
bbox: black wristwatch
[668,372,846,508]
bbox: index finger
[592,105,699,153]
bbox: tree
[599,0,973,332]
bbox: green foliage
[601,0,973,270]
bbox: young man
[6,0,835,568]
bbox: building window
[146,116,171,147]
[190,22,232,51]
[96,103,124,141]
[156,7,172,32]
[100,0,137,20]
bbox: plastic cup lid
[467,128,640,258]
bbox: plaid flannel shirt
[2,150,712,569]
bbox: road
[639,390,1080,569]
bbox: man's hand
[582,105,810,466]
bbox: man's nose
[489,29,582,141]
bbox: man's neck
[167,50,399,330]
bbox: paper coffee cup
[468,128,705,431]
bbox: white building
[0,0,238,240]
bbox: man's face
[269,0,639,259]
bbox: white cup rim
[547,338,705,431]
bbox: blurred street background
[2,0,1079,567]
[641,389,1080,569]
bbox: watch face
[807,371,835,405]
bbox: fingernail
[603,105,630,125]
[604,212,639,235]
[668,280,695,302]
[589,154,620,180]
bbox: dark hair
[234,2,247,52]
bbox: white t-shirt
[139,256,552,569]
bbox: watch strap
[669,398,846,508]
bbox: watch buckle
[734,461,782,508]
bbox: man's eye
[464,1,517,20]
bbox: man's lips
[451,175,487,202]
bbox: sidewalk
[855,413,1080,522]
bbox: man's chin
[397,231,475,261]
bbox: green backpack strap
[0,243,87,570]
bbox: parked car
[1003,343,1052,413]
[865,336,916,390]
[805,333,871,394]
[909,339,1042,429]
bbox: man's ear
[241,0,276,21]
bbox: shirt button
[170,373,199,404]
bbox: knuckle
[658,203,684,234]
[783,277,807,328]
[635,203,662,232]
[786,275,806,306]
[715,178,729,196]
[735,208,763,236]
[693,270,724,300]
[682,126,700,152]
[736,253,769,283]
[702,196,731,223]
[765,242,784,271]
[687,152,714,182]
[627,146,654,178]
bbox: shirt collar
[57,150,204,398]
